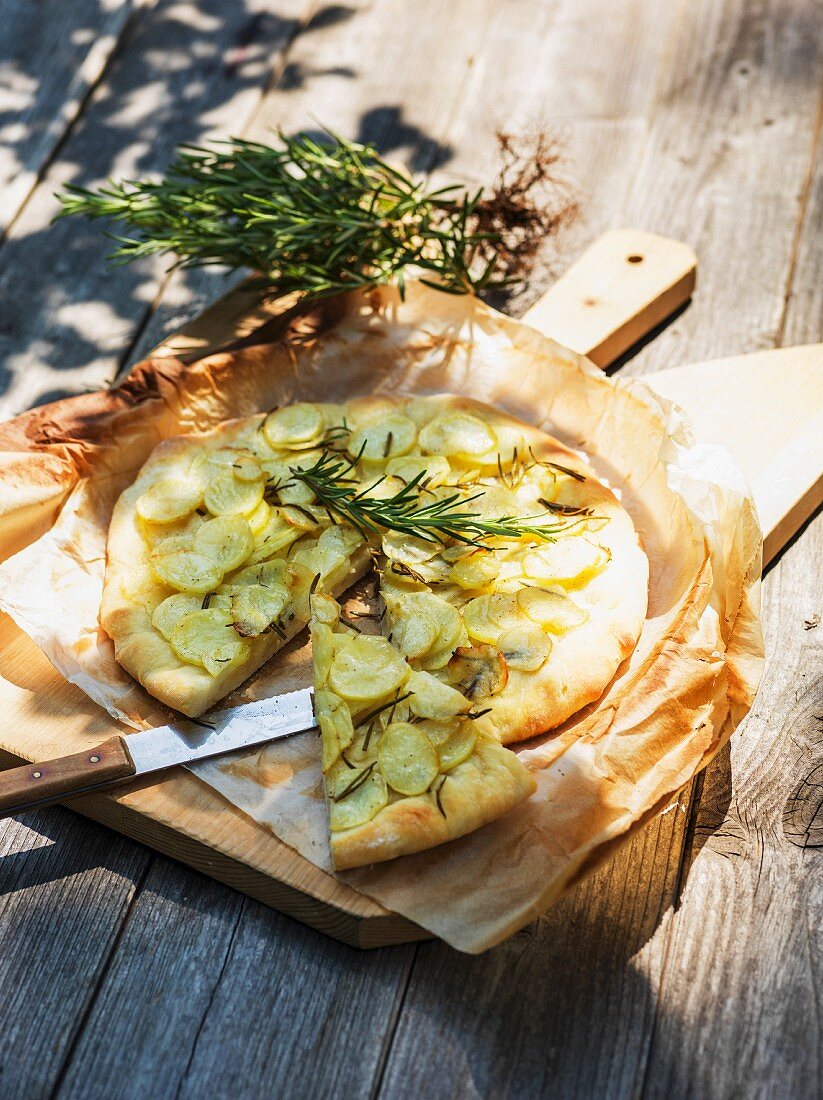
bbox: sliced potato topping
[316,690,356,770]
[523,538,609,588]
[204,470,265,516]
[230,583,290,637]
[280,504,324,533]
[285,561,315,621]
[312,624,336,686]
[496,623,552,671]
[386,591,462,665]
[246,513,302,564]
[462,592,520,644]
[419,411,497,458]
[357,474,407,501]
[377,721,439,796]
[386,454,451,488]
[349,413,417,461]
[195,515,254,573]
[311,591,341,628]
[140,511,204,551]
[323,525,363,557]
[169,608,250,675]
[516,587,588,632]
[329,769,388,831]
[390,611,439,660]
[344,395,400,429]
[243,498,269,537]
[263,403,324,449]
[381,531,438,566]
[276,475,317,506]
[231,454,264,482]
[226,559,287,588]
[447,645,508,700]
[469,484,522,520]
[449,550,500,590]
[151,593,202,641]
[290,524,362,589]
[189,447,250,488]
[407,670,470,719]
[136,477,203,524]
[328,634,410,703]
[437,725,477,772]
[151,549,224,594]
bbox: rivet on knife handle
[0,735,136,817]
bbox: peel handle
[523,228,697,368]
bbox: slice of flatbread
[310,591,536,870]
[102,403,371,716]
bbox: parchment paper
[0,282,763,952]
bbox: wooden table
[1,1,820,1096]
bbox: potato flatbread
[102,393,648,863]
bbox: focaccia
[102,393,648,864]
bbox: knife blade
[0,687,316,818]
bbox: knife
[0,688,316,818]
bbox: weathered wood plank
[780,124,823,347]
[0,1,820,1098]
[0,0,147,234]
[376,2,822,1094]
[51,858,245,1100]
[0,0,314,420]
[639,515,823,1100]
[129,0,687,365]
[617,0,823,374]
[169,911,415,1100]
[0,808,150,1099]
[128,0,499,364]
[87,888,413,1100]
[378,788,693,1100]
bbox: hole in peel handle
[0,736,136,817]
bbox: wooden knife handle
[0,736,136,817]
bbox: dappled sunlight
[0,0,464,416]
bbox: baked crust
[331,734,536,870]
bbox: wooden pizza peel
[0,229,819,946]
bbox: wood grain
[0,608,424,947]
[522,229,697,366]
[647,345,823,565]
[639,514,823,1100]
[0,0,146,234]
[0,0,314,420]
[379,788,694,1099]
[615,0,823,375]
[0,808,151,1099]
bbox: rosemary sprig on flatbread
[278,446,576,547]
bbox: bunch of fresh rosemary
[56,131,512,299]
[282,446,576,546]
